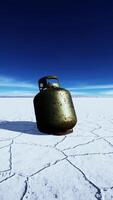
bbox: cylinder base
[38,127,73,135]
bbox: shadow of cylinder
[0,121,47,135]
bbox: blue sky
[0,0,113,96]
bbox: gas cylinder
[33,75,77,135]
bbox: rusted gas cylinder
[33,75,77,135]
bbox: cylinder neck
[38,75,60,91]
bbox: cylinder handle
[38,75,60,91]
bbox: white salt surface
[0,97,113,199]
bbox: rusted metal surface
[33,76,77,135]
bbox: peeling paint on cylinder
[33,75,77,135]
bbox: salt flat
[0,97,113,200]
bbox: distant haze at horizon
[0,1,113,96]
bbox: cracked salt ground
[0,129,22,140]
[0,140,11,149]
[0,174,26,200]
[0,146,11,172]
[103,137,113,146]
[13,133,66,147]
[12,143,65,176]
[70,125,99,137]
[21,160,98,200]
[63,138,113,155]
[0,97,113,199]
[55,136,96,150]
[68,154,113,189]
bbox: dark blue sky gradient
[0,0,113,95]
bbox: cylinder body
[34,87,77,134]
